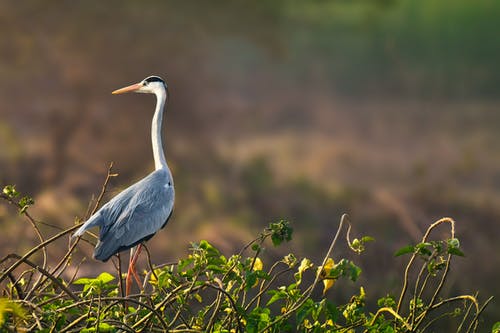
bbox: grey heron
[74,75,175,296]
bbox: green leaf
[492,321,500,333]
[206,264,225,273]
[268,220,293,246]
[54,314,66,330]
[416,243,432,256]
[81,328,95,333]
[247,307,271,333]
[73,278,93,285]
[377,295,396,309]
[394,245,415,257]
[447,238,465,256]
[349,263,362,282]
[178,256,194,271]
[266,290,287,306]
[448,238,460,248]
[97,272,115,284]
[361,236,375,243]
[18,195,35,214]
[251,243,260,251]
[199,240,221,257]
[296,299,314,325]
[245,271,257,291]
[448,247,465,257]
[2,185,19,198]
[97,323,116,332]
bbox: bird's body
[74,75,174,294]
[83,168,174,261]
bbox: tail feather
[93,237,120,262]
[73,212,103,237]
[93,231,155,262]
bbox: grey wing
[94,173,174,261]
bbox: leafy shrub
[0,169,495,332]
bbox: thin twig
[466,296,494,333]
[367,307,412,330]
[0,194,47,271]
[396,217,456,313]
[0,193,48,297]
[7,271,24,299]
[59,313,88,333]
[0,222,82,285]
[2,254,78,301]
[457,294,476,333]
[412,218,456,330]
[92,162,117,216]
[25,229,81,300]
[262,214,349,331]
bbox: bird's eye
[143,81,148,86]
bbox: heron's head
[112,76,167,95]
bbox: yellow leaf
[323,279,335,295]
[149,269,161,285]
[323,258,335,271]
[298,258,311,275]
[319,258,335,294]
[253,257,263,271]
[0,299,25,325]
[226,280,235,292]
[296,258,312,285]
[324,319,334,327]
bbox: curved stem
[397,217,456,313]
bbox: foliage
[0,176,495,332]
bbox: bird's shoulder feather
[98,168,174,240]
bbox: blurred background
[0,0,498,327]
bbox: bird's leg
[125,248,135,297]
[129,244,143,288]
[125,245,143,296]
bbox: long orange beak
[112,82,142,95]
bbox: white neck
[152,88,168,170]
